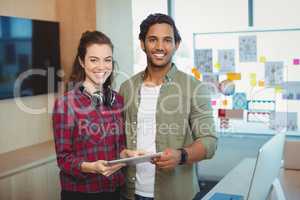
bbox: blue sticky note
[209,192,244,200]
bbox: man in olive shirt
[119,13,217,200]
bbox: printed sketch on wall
[218,49,235,73]
[194,49,213,73]
[239,35,257,62]
[265,61,284,86]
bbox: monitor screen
[0,15,61,100]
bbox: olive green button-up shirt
[119,64,217,200]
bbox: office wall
[0,0,96,154]
[96,0,134,90]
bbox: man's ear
[140,40,145,52]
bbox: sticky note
[259,56,266,63]
[191,67,197,73]
[249,73,256,79]
[192,67,201,80]
[222,100,228,106]
[293,59,300,65]
[250,79,256,87]
[275,85,283,93]
[227,72,241,81]
[258,80,265,87]
[211,100,217,106]
[214,63,221,70]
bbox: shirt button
[133,121,137,125]
[132,140,136,144]
[132,177,136,181]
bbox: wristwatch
[177,148,188,165]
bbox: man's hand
[153,148,181,170]
[120,149,147,158]
[81,160,125,177]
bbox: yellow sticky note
[275,85,283,93]
[214,63,221,70]
[222,99,228,106]
[258,80,265,87]
[249,73,256,79]
[259,56,266,63]
[250,79,257,87]
[227,72,241,81]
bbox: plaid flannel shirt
[52,85,125,193]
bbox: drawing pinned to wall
[219,79,235,96]
[269,112,298,131]
[239,35,257,62]
[233,92,247,109]
[282,81,300,100]
[265,61,284,86]
[194,49,213,73]
[218,49,235,73]
[247,111,271,123]
[202,73,219,95]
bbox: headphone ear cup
[91,93,103,107]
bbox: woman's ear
[79,57,84,68]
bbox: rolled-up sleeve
[52,97,88,179]
[189,82,217,159]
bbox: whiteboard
[193,28,300,135]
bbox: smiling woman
[52,31,127,200]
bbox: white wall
[96,0,134,90]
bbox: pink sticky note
[211,100,216,106]
[293,59,300,65]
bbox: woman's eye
[90,58,97,63]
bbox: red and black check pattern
[52,86,125,192]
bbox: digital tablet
[107,152,163,165]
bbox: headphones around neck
[79,85,116,107]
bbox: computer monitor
[247,133,286,200]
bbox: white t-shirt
[135,83,161,198]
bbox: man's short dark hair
[139,13,181,44]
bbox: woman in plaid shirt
[53,31,129,200]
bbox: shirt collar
[140,63,178,83]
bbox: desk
[201,158,300,200]
[201,158,255,200]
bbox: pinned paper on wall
[247,111,271,123]
[203,74,219,94]
[269,112,298,131]
[258,80,265,87]
[259,56,266,63]
[282,81,300,100]
[265,61,284,86]
[227,72,241,81]
[293,58,300,65]
[194,49,213,73]
[218,49,235,73]
[239,35,257,62]
[233,92,247,109]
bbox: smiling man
[119,13,217,200]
